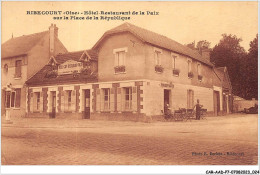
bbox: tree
[186,40,211,53]
[245,34,258,99]
[210,34,247,98]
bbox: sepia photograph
[1,1,259,174]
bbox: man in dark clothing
[194,99,203,120]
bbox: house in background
[213,67,233,115]
[26,22,233,121]
[1,24,68,118]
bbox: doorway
[213,90,220,116]
[164,89,171,113]
[50,91,56,118]
[83,89,90,119]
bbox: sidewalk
[1,113,255,129]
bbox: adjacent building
[26,22,232,121]
[1,24,68,118]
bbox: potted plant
[188,71,194,78]
[155,65,164,73]
[173,69,180,76]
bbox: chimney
[201,48,211,62]
[49,24,58,56]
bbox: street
[1,114,258,165]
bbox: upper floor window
[113,47,127,74]
[187,59,194,78]
[197,63,203,81]
[197,63,201,75]
[171,53,179,76]
[154,48,163,73]
[15,60,22,78]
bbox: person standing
[194,99,203,120]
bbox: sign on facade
[58,60,83,75]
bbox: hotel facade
[24,23,232,121]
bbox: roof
[26,50,98,86]
[93,22,213,66]
[1,31,48,59]
[213,67,232,90]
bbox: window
[188,60,192,72]
[36,92,40,110]
[172,53,180,76]
[154,51,161,66]
[5,89,21,108]
[11,91,15,108]
[124,87,132,110]
[113,47,127,74]
[103,88,110,111]
[4,64,8,73]
[6,91,11,108]
[15,60,22,78]
[187,59,194,78]
[197,63,201,75]
[172,55,176,69]
[115,51,125,67]
[67,90,72,111]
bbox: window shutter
[117,88,121,112]
[110,88,115,112]
[191,90,194,108]
[61,91,65,112]
[121,88,125,111]
[132,87,137,112]
[100,89,104,111]
[96,89,101,112]
[33,93,37,112]
[114,53,118,67]
[30,92,33,112]
[64,91,68,111]
[187,90,190,109]
[71,90,76,112]
[40,92,43,112]
[15,88,21,108]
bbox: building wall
[27,33,67,79]
[144,44,213,88]
[97,33,146,82]
[142,80,214,116]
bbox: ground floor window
[102,88,110,111]
[36,92,40,111]
[5,89,21,108]
[124,87,132,111]
[65,90,72,111]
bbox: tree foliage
[211,34,258,99]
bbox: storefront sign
[58,60,83,75]
[161,82,174,88]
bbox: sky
[1,1,258,52]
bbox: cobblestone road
[1,114,258,165]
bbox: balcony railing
[198,75,203,81]
[155,65,164,73]
[173,69,180,76]
[188,72,194,78]
[114,65,126,73]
